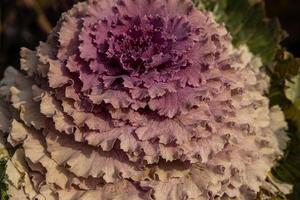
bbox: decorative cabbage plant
[0,0,299,199]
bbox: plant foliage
[194,0,300,199]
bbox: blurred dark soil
[0,0,299,78]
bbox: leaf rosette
[0,0,293,199]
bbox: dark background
[0,0,299,78]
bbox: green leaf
[273,50,300,80]
[193,0,283,64]
[272,130,300,200]
[269,50,300,107]
[269,50,300,200]
[0,159,8,200]
[285,75,300,103]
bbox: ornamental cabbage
[0,0,291,199]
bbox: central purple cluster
[100,15,193,77]
[52,0,230,119]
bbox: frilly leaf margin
[194,0,300,199]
